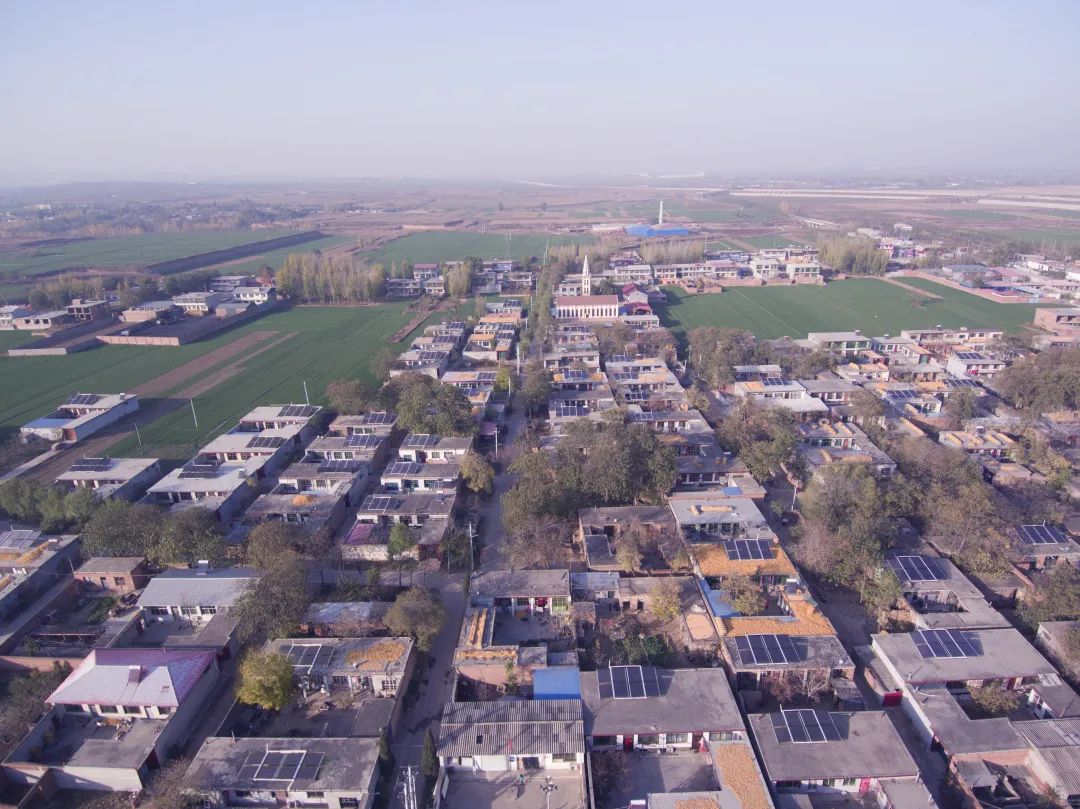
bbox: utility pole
[397,766,418,809]
[541,775,557,809]
[134,422,143,448]
[466,522,474,573]
[790,480,799,511]
[189,398,199,429]
[302,380,310,405]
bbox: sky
[2,0,1078,182]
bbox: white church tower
[581,253,591,294]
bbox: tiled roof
[49,648,214,708]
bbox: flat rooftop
[873,627,1057,684]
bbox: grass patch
[936,209,1017,221]
[656,278,1039,342]
[365,232,592,265]
[740,235,812,250]
[993,228,1080,248]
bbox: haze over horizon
[3,0,1079,184]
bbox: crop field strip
[364,232,593,265]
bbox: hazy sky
[2,0,1078,182]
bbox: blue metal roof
[533,666,582,700]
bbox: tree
[494,364,511,393]
[997,348,1080,414]
[378,728,395,770]
[1018,564,1080,628]
[724,575,765,615]
[237,652,295,710]
[760,670,832,704]
[0,665,69,759]
[326,378,372,415]
[615,540,642,574]
[387,524,418,583]
[859,568,903,627]
[446,263,473,298]
[236,560,311,644]
[969,683,1020,718]
[649,579,682,622]
[717,399,799,482]
[520,359,551,416]
[688,327,755,389]
[140,756,197,809]
[245,522,302,569]
[421,727,439,779]
[372,348,396,384]
[944,387,978,424]
[817,236,889,275]
[149,508,225,568]
[79,500,161,558]
[460,451,495,496]
[393,375,476,436]
[384,587,445,651]
[503,519,569,569]
[504,660,519,695]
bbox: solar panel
[404,434,438,448]
[363,495,394,512]
[1018,524,1066,545]
[607,354,631,363]
[178,468,220,479]
[562,370,588,381]
[954,351,984,361]
[279,405,318,418]
[66,393,100,406]
[362,411,394,425]
[418,350,447,362]
[248,435,286,449]
[945,376,982,388]
[913,629,981,659]
[0,529,39,551]
[554,405,586,418]
[295,752,324,782]
[317,460,363,474]
[735,633,805,665]
[777,709,841,744]
[477,372,497,383]
[68,457,112,472]
[763,377,789,386]
[345,434,381,449]
[723,539,772,561]
[889,555,945,582]
[889,389,920,401]
[386,462,422,476]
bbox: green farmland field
[657,278,1039,341]
[366,232,593,265]
[740,234,812,250]
[0,229,303,278]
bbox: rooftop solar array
[945,376,982,388]
[888,555,945,582]
[611,371,638,382]
[476,372,497,383]
[385,462,422,476]
[361,411,395,425]
[285,642,335,671]
[953,351,985,361]
[596,664,661,700]
[763,377,790,386]
[418,350,447,362]
[403,434,438,449]
[723,538,773,561]
[344,434,382,449]
[912,628,981,659]
[607,354,631,363]
[68,457,112,472]
[772,709,842,744]
[316,460,364,474]
[279,405,319,419]
[362,495,402,513]
[561,369,589,382]
[622,391,649,402]
[734,634,806,665]
[0,529,39,551]
[888,389,920,401]
[554,405,587,418]
[66,393,101,406]
[178,463,222,479]
[239,749,324,783]
[1018,524,1067,546]
[248,435,286,449]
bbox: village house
[73,557,152,595]
[209,275,257,292]
[352,490,456,556]
[13,309,74,330]
[722,632,855,702]
[328,410,397,437]
[142,457,261,522]
[798,378,858,407]
[885,553,1010,631]
[438,700,585,773]
[0,530,81,629]
[668,491,773,543]
[183,736,380,809]
[397,433,473,463]
[306,433,388,467]
[172,290,230,315]
[1012,523,1080,574]
[899,326,1003,350]
[65,298,111,322]
[119,300,182,325]
[729,378,829,420]
[5,648,220,792]
[386,277,422,298]
[581,665,746,751]
[243,457,367,537]
[136,566,260,624]
[301,601,391,638]
[796,419,897,479]
[470,569,571,616]
[380,460,460,492]
[747,710,922,797]
[54,456,164,501]
[0,304,32,329]
[21,392,139,444]
[389,347,451,379]
[938,428,1016,459]
[268,636,415,705]
[804,331,872,356]
[231,285,276,305]
[577,505,676,572]
[945,351,1006,379]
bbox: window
[158,706,172,716]
[332,675,349,687]
[666,733,689,744]
[151,607,169,616]
[306,792,324,799]
[708,731,736,742]
[123,706,142,715]
[340,800,360,809]
[99,705,119,714]
[113,577,126,586]
[842,779,857,787]
[200,606,217,615]
[553,753,578,763]
[638,734,660,746]
[180,606,198,616]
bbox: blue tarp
[533,666,582,700]
[624,225,691,238]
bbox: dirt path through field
[877,277,943,299]
[179,331,298,398]
[132,330,279,397]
